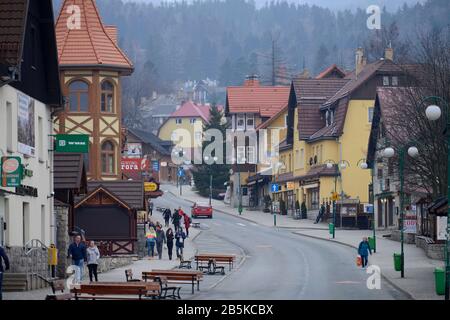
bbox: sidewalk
[3,210,200,300]
[163,183,445,300]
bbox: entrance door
[388,198,394,226]
[287,192,295,216]
[377,199,383,228]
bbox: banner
[121,158,149,172]
[126,143,142,158]
[17,93,35,157]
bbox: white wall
[0,85,53,247]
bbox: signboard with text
[144,182,159,192]
[17,93,35,157]
[55,134,89,153]
[1,156,23,187]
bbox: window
[388,159,394,176]
[247,146,256,164]
[101,81,114,113]
[190,118,197,124]
[6,102,12,151]
[38,116,43,160]
[237,114,245,130]
[319,145,323,164]
[175,118,182,124]
[391,76,399,86]
[242,187,248,196]
[237,146,246,164]
[195,131,202,144]
[101,141,115,174]
[171,132,178,141]
[246,114,254,129]
[295,150,299,168]
[377,168,383,179]
[68,80,89,112]
[383,76,390,86]
[299,149,304,168]
[368,107,374,123]
[309,188,319,210]
[325,110,334,127]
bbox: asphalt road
[154,191,409,300]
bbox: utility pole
[272,39,276,86]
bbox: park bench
[142,269,203,294]
[125,269,142,282]
[154,276,182,299]
[70,282,160,300]
[178,255,192,269]
[198,258,225,275]
[195,254,236,271]
[45,279,73,300]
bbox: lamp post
[172,148,185,196]
[357,158,376,252]
[423,96,450,300]
[273,161,286,225]
[204,156,218,206]
[383,145,419,278]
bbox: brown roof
[315,64,346,79]
[55,0,133,73]
[53,153,87,190]
[275,172,293,183]
[0,0,27,67]
[85,180,144,210]
[226,83,290,117]
[292,78,349,139]
[295,164,339,182]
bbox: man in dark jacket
[155,225,166,260]
[67,235,87,283]
[0,245,10,300]
[358,237,372,268]
[163,208,172,228]
[172,210,181,232]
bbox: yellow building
[288,48,404,219]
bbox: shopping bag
[356,255,362,267]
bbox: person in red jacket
[183,211,191,238]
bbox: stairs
[2,273,52,292]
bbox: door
[388,198,394,227]
[377,199,383,228]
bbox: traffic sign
[331,192,340,201]
[271,183,280,192]
[178,168,185,177]
[152,160,160,172]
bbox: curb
[292,231,415,300]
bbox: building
[315,64,347,79]
[225,75,290,208]
[54,0,134,181]
[0,0,62,288]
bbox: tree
[192,104,230,197]
[314,43,330,75]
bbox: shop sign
[55,134,89,153]
[144,182,159,192]
[286,182,295,190]
[1,156,22,187]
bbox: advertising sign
[286,182,295,190]
[17,93,35,157]
[152,160,160,172]
[126,143,142,158]
[437,216,448,241]
[55,134,89,153]
[1,156,22,187]
[404,217,417,234]
[144,182,159,192]
[121,158,149,172]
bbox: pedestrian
[67,234,87,283]
[155,225,166,260]
[175,228,187,259]
[163,208,172,228]
[314,203,326,224]
[172,209,181,232]
[148,198,154,216]
[183,212,191,238]
[0,245,10,301]
[357,237,372,269]
[148,219,156,232]
[145,228,157,257]
[166,228,175,260]
[86,241,100,282]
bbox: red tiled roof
[170,101,222,123]
[226,85,290,117]
[55,0,133,72]
[315,64,346,79]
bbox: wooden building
[54,0,133,181]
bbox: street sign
[144,182,159,192]
[152,160,160,172]
[271,183,280,192]
[55,134,89,153]
[1,156,23,187]
[331,192,340,201]
[178,168,185,177]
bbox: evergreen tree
[192,104,230,198]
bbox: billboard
[121,158,149,180]
[126,143,142,158]
[17,93,35,157]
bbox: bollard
[274,214,277,226]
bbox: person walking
[183,212,191,238]
[0,245,10,301]
[86,241,100,282]
[314,203,326,224]
[155,225,166,260]
[146,228,157,258]
[166,228,175,260]
[172,209,181,232]
[175,228,187,259]
[67,235,87,284]
[357,237,372,269]
[148,198,154,216]
[163,208,172,228]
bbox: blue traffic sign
[271,183,280,192]
[178,168,185,177]
[152,160,160,172]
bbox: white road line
[236,223,246,227]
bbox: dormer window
[236,114,245,130]
[325,110,334,127]
[383,76,390,86]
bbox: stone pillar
[136,223,146,259]
[55,205,70,278]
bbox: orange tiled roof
[55,0,133,72]
[226,85,290,117]
[170,101,223,123]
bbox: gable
[75,186,132,210]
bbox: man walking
[314,203,326,224]
[67,235,87,283]
[172,209,181,232]
[148,199,154,216]
[155,225,166,260]
[357,237,372,269]
[163,208,172,228]
[0,245,10,300]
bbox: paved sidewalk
[163,183,445,300]
[3,211,200,300]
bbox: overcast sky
[121,0,425,12]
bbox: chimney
[385,47,394,61]
[355,47,366,77]
[244,74,260,87]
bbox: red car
[191,202,213,219]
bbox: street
[155,190,408,300]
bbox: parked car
[191,202,213,219]
[216,192,226,200]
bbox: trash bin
[328,223,335,235]
[368,237,375,250]
[393,253,402,272]
[434,268,446,296]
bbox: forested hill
[53,0,450,92]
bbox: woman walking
[86,241,100,282]
[175,228,187,259]
[357,237,372,269]
[166,228,175,260]
[146,228,157,258]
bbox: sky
[121,0,426,12]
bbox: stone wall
[390,230,416,244]
[81,255,136,275]
[416,236,445,260]
[55,205,70,278]
[136,223,147,259]
[5,246,48,275]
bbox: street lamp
[204,156,218,206]
[357,158,376,252]
[383,144,419,278]
[229,167,242,215]
[423,95,449,300]
[172,148,185,195]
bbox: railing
[23,239,53,285]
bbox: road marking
[335,281,361,284]
[236,223,246,227]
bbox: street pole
[333,173,337,239]
[371,167,376,253]
[209,174,212,206]
[399,148,405,278]
[238,171,242,215]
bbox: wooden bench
[142,270,203,294]
[125,269,142,282]
[199,259,225,275]
[195,254,236,271]
[178,255,192,269]
[154,276,182,299]
[70,282,160,300]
